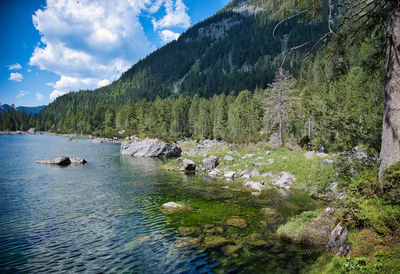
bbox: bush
[383,162,400,205]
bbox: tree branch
[273,10,308,40]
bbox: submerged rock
[203,235,230,249]
[203,225,224,234]
[177,226,201,236]
[248,240,268,247]
[226,217,248,229]
[121,137,182,157]
[176,237,200,248]
[37,157,71,166]
[202,156,219,171]
[260,207,279,217]
[183,159,196,171]
[222,244,242,255]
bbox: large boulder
[202,156,219,170]
[37,157,71,166]
[273,172,296,190]
[121,138,182,157]
[27,128,36,134]
[183,159,196,171]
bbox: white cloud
[29,0,191,101]
[16,90,29,98]
[159,29,180,43]
[152,0,190,30]
[97,79,110,87]
[30,0,155,100]
[36,92,44,101]
[8,63,22,70]
[9,72,24,82]
[49,90,67,100]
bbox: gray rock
[267,132,282,148]
[161,202,186,213]
[317,152,329,158]
[208,169,221,177]
[27,128,36,134]
[223,171,236,179]
[304,151,316,159]
[324,159,334,164]
[252,162,268,166]
[260,172,274,177]
[70,157,87,165]
[268,158,275,164]
[265,151,271,155]
[202,156,219,171]
[224,155,235,162]
[121,138,182,157]
[244,180,264,192]
[350,147,368,160]
[240,169,251,178]
[242,154,255,159]
[273,172,296,190]
[37,157,71,166]
[251,169,260,177]
[183,159,196,171]
[327,223,349,256]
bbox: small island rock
[70,157,87,165]
[160,202,190,214]
[37,157,71,166]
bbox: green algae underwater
[156,170,326,273]
[0,135,327,273]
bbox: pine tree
[264,68,298,146]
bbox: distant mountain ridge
[0,104,46,115]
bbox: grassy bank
[161,141,400,273]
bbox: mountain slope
[0,104,45,115]
[42,0,328,115]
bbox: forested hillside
[0,0,385,153]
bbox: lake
[0,135,321,273]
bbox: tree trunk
[379,2,400,181]
[279,112,283,146]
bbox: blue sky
[0,0,230,107]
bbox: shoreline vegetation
[4,132,398,272]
